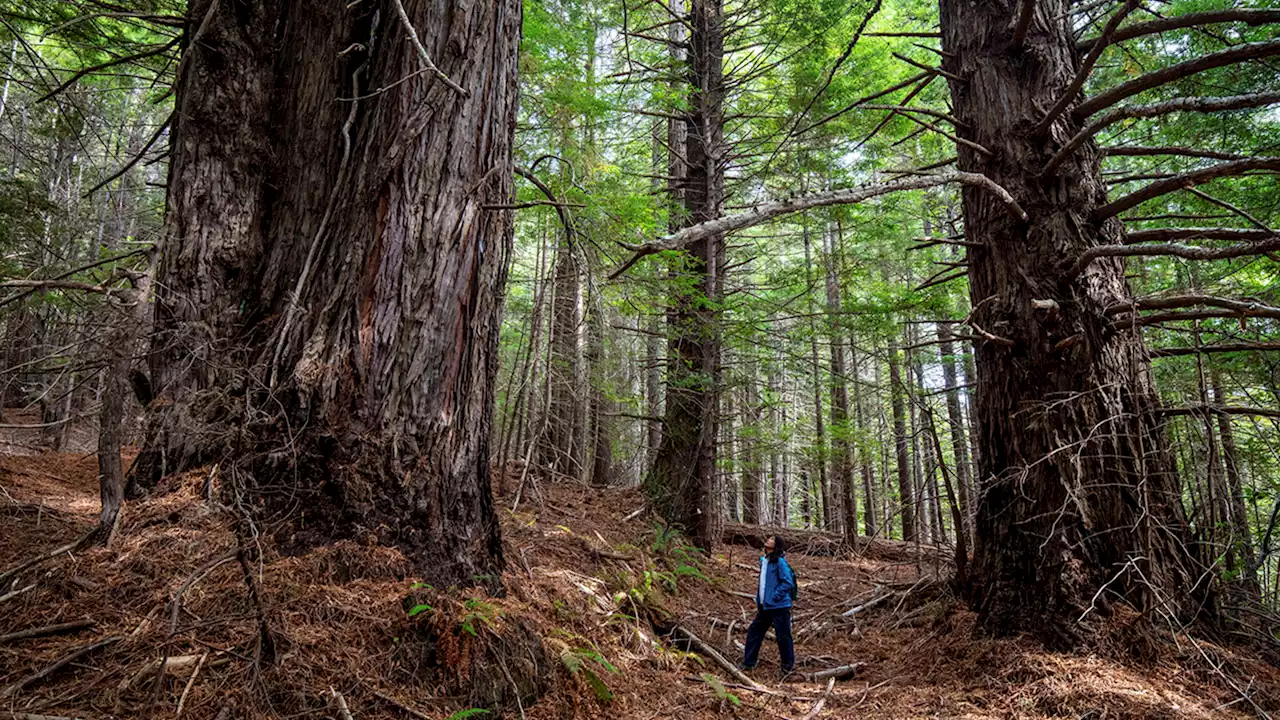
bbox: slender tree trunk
[889,338,915,542]
[940,0,1211,640]
[723,381,738,521]
[851,343,877,537]
[825,224,857,538]
[646,0,723,549]
[741,359,761,524]
[133,0,520,585]
[542,235,582,479]
[938,322,974,544]
[1212,371,1259,597]
[803,225,831,530]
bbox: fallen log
[800,677,836,720]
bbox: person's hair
[768,536,787,561]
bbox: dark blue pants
[742,607,794,672]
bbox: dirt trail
[1,453,1277,719]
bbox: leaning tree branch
[1077,9,1280,52]
[608,172,1026,279]
[1035,0,1141,136]
[1110,295,1280,329]
[1045,93,1280,175]
[1074,39,1280,118]
[1068,234,1280,277]
[1092,157,1280,220]
[84,111,173,197]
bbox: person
[739,535,795,677]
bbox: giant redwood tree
[936,0,1238,640]
[134,0,521,584]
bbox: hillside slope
[2,452,1278,719]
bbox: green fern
[445,710,490,720]
[559,646,618,702]
[701,673,741,706]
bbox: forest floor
[2,450,1280,719]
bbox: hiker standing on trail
[739,535,796,678]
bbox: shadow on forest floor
[1,450,1278,719]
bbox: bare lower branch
[1124,227,1276,243]
[1159,405,1280,420]
[1068,233,1280,277]
[1077,9,1280,52]
[1152,342,1280,358]
[390,0,468,97]
[0,279,117,294]
[1103,146,1249,161]
[1045,93,1280,175]
[1035,0,1141,136]
[608,172,1026,279]
[1093,157,1280,220]
[1111,294,1280,328]
[36,38,179,103]
[1074,39,1280,118]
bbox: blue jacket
[756,556,795,610]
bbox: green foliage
[444,709,490,720]
[558,644,619,702]
[701,673,741,707]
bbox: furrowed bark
[133,0,520,586]
[940,0,1211,643]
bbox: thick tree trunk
[940,0,1209,640]
[646,0,724,549]
[134,0,519,585]
[888,340,916,542]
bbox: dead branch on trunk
[1077,9,1280,52]
[609,172,1025,279]
[389,0,467,97]
[1035,0,1141,136]
[1068,234,1280,277]
[1123,227,1275,243]
[1103,146,1249,161]
[1010,0,1036,49]
[1074,39,1280,118]
[1159,405,1280,420]
[1093,158,1280,220]
[1152,342,1280,358]
[1110,294,1280,319]
[1046,93,1280,175]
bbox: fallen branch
[0,583,35,604]
[609,172,1025,279]
[806,663,865,683]
[0,533,91,589]
[371,689,433,719]
[842,590,892,617]
[671,625,767,692]
[0,619,95,644]
[174,652,208,716]
[800,678,836,720]
[331,687,355,720]
[2,636,121,697]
